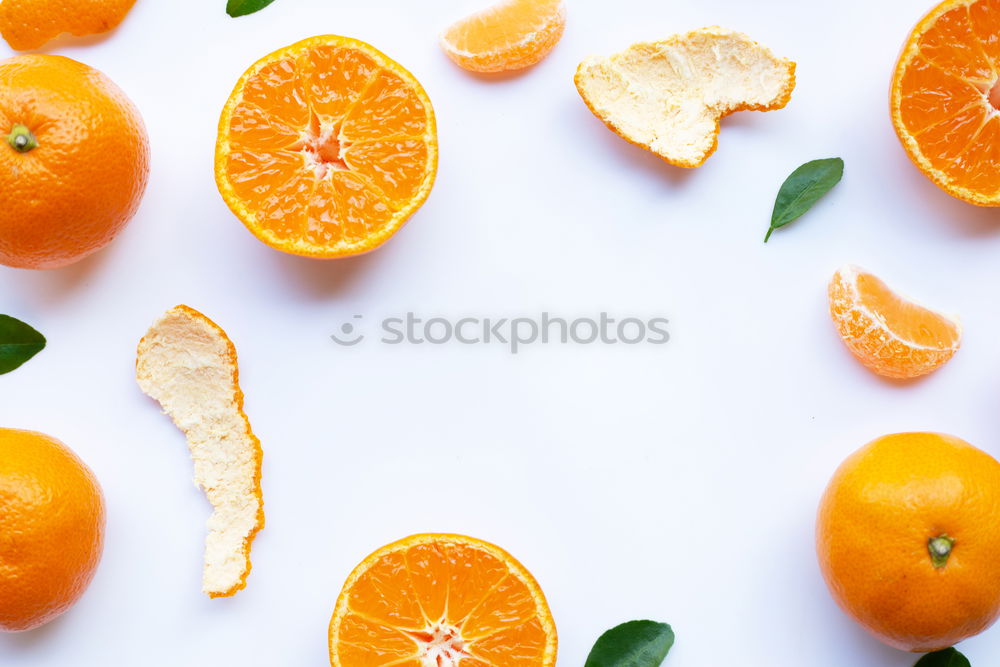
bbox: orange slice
[575,27,795,168]
[0,0,136,51]
[440,0,566,73]
[891,0,1000,206]
[215,35,438,259]
[136,305,264,598]
[329,534,557,667]
[828,265,961,379]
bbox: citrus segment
[574,27,796,168]
[136,306,264,598]
[440,0,566,73]
[891,0,1000,205]
[216,35,437,259]
[329,534,557,667]
[817,433,1000,652]
[0,0,135,51]
[828,265,961,379]
[0,428,105,632]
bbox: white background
[2,0,999,665]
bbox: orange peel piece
[0,0,136,51]
[574,27,796,168]
[136,305,264,598]
[828,265,962,379]
[440,0,566,73]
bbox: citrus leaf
[0,315,45,374]
[585,620,674,667]
[765,157,844,242]
[915,648,971,667]
[226,0,277,17]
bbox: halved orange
[891,0,1000,205]
[329,534,557,667]
[215,36,438,259]
[828,265,961,379]
[440,0,566,73]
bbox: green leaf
[226,0,278,17]
[585,620,674,667]
[915,648,971,667]
[0,315,45,375]
[765,157,844,242]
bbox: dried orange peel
[0,0,136,51]
[215,35,438,259]
[136,305,264,598]
[329,533,557,667]
[440,0,566,73]
[575,27,796,168]
[891,0,1000,206]
[828,265,961,379]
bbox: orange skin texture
[0,55,150,270]
[817,433,1000,652]
[0,428,106,632]
[0,0,137,51]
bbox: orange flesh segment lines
[333,537,554,667]
[896,0,1000,200]
[222,40,433,252]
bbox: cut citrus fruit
[0,0,136,51]
[136,305,264,598]
[575,27,796,168]
[440,0,566,73]
[329,534,558,667]
[215,35,438,259]
[891,0,1000,206]
[828,265,961,379]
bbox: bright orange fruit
[215,35,438,259]
[0,55,150,270]
[0,0,136,51]
[817,433,1000,652]
[828,265,960,379]
[0,428,106,632]
[891,0,1000,205]
[329,534,557,666]
[441,0,566,73]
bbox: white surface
[1,0,999,665]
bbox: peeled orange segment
[574,27,796,168]
[891,0,1000,205]
[440,0,566,73]
[136,306,264,598]
[216,35,438,259]
[0,0,136,51]
[329,534,557,667]
[828,265,961,379]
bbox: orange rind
[0,0,136,51]
[136,305,264,598]
[575,27,796,168]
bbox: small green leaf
[915,648,971,667]
[585,620,674,667]
[226,0,278,17]
[0,315,45,375]
[765,157,844,242]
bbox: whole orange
[0,428,106,632]
[0,55,150,270]
[816,433,1000,652]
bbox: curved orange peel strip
[828,265,962,379]
[136,305,264,598]
[575,27,796,168]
